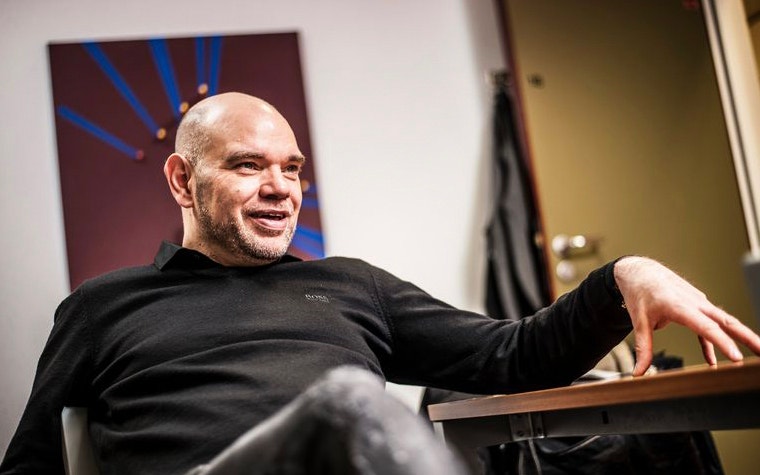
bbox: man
[2,92,759,474]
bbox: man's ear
[164,153,194,208]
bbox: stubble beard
[195,182,295,264]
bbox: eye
[284,164,302,175]
[236,162,260,171]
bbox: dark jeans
[186,367,466,475]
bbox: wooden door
[499,1,758,472]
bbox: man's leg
[187,366,467,475]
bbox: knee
[308,366,385,400]
[301,366,390,421]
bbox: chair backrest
[61,407,100,475]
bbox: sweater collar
[153,241,302,270]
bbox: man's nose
[259,168,291,199]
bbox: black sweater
[0,242,631,474]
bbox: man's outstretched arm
[614,256,760,376]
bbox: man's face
[190,104,304,266]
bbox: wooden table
[428,358,760,470]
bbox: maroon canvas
[48,32,324,289]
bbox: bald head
[164,91,305,266]
[175,92,285,166]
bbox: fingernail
[731,348,743,360]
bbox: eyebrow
[223,151,307,164]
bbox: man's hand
[614,256,760,376]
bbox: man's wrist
[609,256,636,308]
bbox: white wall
[0,0,506,456]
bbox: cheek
[231,178,261,198]
[202,189,243,216]
[219,180,254,205]
[291,192,303,212]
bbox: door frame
[703,0,760,255]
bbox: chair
[59,385,420,475]
[61,407,99,475]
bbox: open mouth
[248,209,290,231]
[254,211,287,220]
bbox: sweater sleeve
[373,261,632,394]
[0,288,95,474]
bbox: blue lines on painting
[82,42,160,136]
[292,225,325,258]
[57,106,141,160]
[208,37,223,95]
[195,37,206,88]
[301,197,320,209]
[149,39,182,120]
[302,184,319,208]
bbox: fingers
[614,256,760,370]
[687,304,744,364]
[633,302,750,370]
[704,305,760,357]
[698,336,717,366]
[632,312,653,377]
[677,305,742,363]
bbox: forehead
[204,103,302,160]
